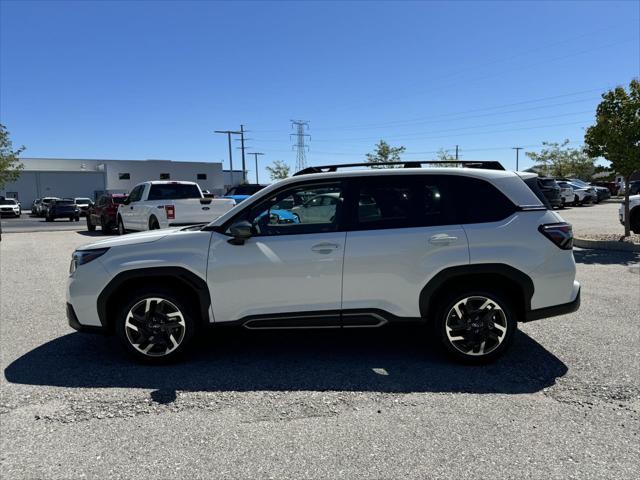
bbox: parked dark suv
[46,199,80,222]
[535,177,562,209]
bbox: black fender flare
[418,263,534,320]
[97,267,211,330]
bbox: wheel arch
[419,264,534,323]
[97,267,211,332]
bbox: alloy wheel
[445,296,508,356]
[124,297,187,357]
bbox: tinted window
[453,176,517,223]
[197,173,207,180]
[128,185,144,202]
[354,176,448,229]
[119,173,130,180]
[0,200,17,205]
[242,183,343,236]
[147,183,201,200]
[112,196,127,205]
[227,184,265,196]
[159,173,171,180]
[54,200,75,206]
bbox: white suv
[67,161,580,364]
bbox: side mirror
[228,220,252,245]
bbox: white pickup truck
[116,181,235,234]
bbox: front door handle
[429,234,458,245]
[311,242,340,254]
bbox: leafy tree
[525,140,594,179]
[265,160,290,181]
[366,140,406,168]
[585,79,640,237]
[436,148,455,161]
[0,124,24,189]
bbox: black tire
[149,216,160,230]
[631,209,640,234]
[86,216,96,231]
[75,216,80,222]
[115,288,197,364]
[101,216,113,234]
[45,216,53,222]
[434,289,517,364]
[69,217,74,222]
[117,217,126,235]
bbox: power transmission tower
[247,152,264,184]
[239,124,247,183]
[455,145,460,160]
[512,147,523,170]
[291,120,310,171]
[214,129,242,186]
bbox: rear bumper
[524,285,580,322]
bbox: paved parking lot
[557,199,624,236]
[1,212,86,233]
[1,223,639,478]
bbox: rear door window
[148,183,201,200]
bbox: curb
[574,237,640,253]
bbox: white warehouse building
[1,158,244,207]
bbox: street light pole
[248,152,264,184]
[215,129,242,187]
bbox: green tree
[436,148,455,161]
[265,160,290,181]
[585,79,640,236]
[525,140,594,179]
[366,140,406,168]
[0,124,25,189]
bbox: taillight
[165,205,175,220]
[538,222,573,250]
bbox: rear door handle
[429,234,458,245]
[311,242,340,254]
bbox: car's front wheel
[117,217,126,235]
[435,290,516,364]
[115,289,196,363]
[86,216,96,231]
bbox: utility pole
[214,129,242,187]
[291,120,310,172]
[248,152,264,184]
[455,145,459,160]
[239,124,247,183]
[512,147,523,171]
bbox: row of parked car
[535,177,613,209]
[30,197,94,221]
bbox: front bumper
[524,285,581,322]
[67,303,105,333]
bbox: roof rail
[293,160,505,176]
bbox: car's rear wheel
[115,289,196,363]
[86,216,96,231]
[101,216,112,234]
[149,216,160,230]
[435,290,516,364]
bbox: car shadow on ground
[4,327,567,395]
[76,230,113,237]
[573,248,639,266]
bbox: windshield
[75,198,91,203]
[54,200,75,205]
[0,199,17,205]
[148,184,201,200]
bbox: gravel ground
[1,231,639,479]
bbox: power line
[291,120,310,171]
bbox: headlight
[70,248,109,274]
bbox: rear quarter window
[451,176,517,223]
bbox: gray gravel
[1,231,639,479]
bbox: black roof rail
[293,160,505,176]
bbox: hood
[79,228,182,250]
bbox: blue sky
[1,0,638,182]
